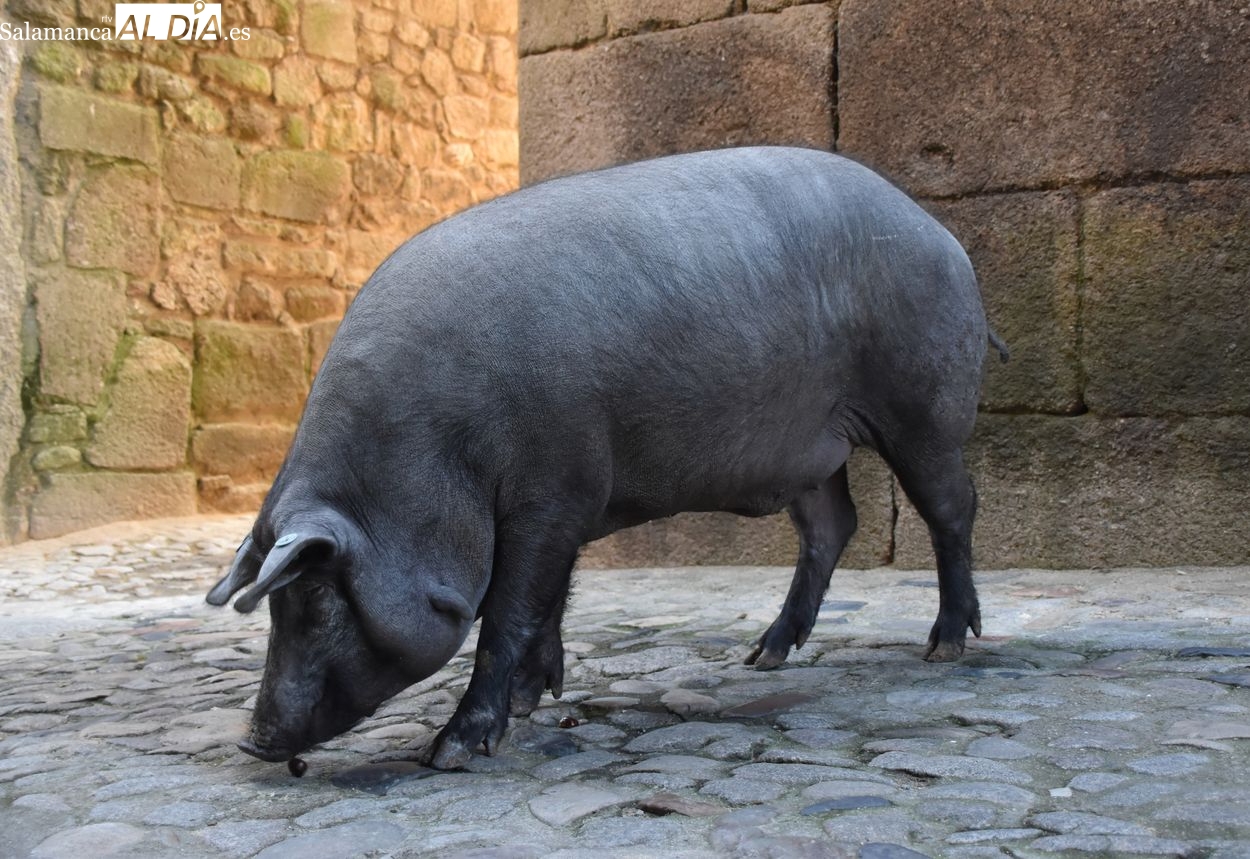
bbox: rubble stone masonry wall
[0,0,518,540]
[520,0,1250,569]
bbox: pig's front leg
[429,529,579,770]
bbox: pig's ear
[233,532,336,614]
[205,535,261,606]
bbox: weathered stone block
[232,28,286,61]
[606,0,735,36]
[241,151,351,223]
[839,0,1250,196]
[34,268,128,406]
[392,125,441,169]
[894,415,1250,569]
[311,94,374,152]
[163,134,240,210]
[87,338,191,470]
[176,96,228,134]
[475,129,518,168]
[65,166,159,275]
[285,285,344,321]
[39,85,159,164]
[353,154,405,194]
[27,410,87,444]
[302,1,358,63]
[520,5,835,184]
[199,477,270,514]
[224,239,337,277]
[193,321,308,423]
[1083,179,1250,416]
[414,0,458,28]
[235,277,284,321]
[422,168,472,214]
[30,472,197,539]
[925,192,1081,413]
[443,94,489,140]
[395,19,431,47]
[28,196,63,264]
[520,0,607,55]
[487,37,517,92]
[196,54,272,95]
[31,445,81,471]
[475,0,515,34]
[229,101,282,142]
[94,63,140,94]
[192,423,294,482]
[451,32,486,72]
[30,42,82,83]
[580,449,894,569]
[421,49,457,96]
[273,55,322,107]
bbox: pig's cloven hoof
[922,608,981,663]
[923,639,965,663]
[745,615,813,671]
[429,735,475,770]
[429,706,509,770]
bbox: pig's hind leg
[747,466,857,670]
[888,447,981,662]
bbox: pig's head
[205,509,488,762]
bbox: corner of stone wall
[5,0,519,541]
[0,38,29,545]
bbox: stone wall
[2,0,518,541]
[520,0,1250,569]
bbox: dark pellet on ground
[288,757,307,777]
[558,716,579,728]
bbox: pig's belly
[591,422,852,539]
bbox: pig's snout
[237,736,295,763]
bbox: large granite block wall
[519,0,1250,569]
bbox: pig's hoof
[429,735,474,770]
[745,617,810,670]
[923,607,981,662]
[923,639,965,662]
[745,644,788,671]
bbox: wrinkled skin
[206,147,1004,769]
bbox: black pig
[206,147,1006,769]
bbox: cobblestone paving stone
[2,515,1249,858]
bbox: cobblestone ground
[1,516,1249,859]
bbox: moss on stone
[27,410,87,444]
[284,114,310,149]
[177,97,227,134]
[274,0,298,36]
[30,43,82,83]
[94,63,139,94]
[32,445,81,471]
[196,55,272,96]
[370,70,405,112]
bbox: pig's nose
[237,737,294,762]
[428,584,474,623]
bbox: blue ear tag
[275,533,298,547]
